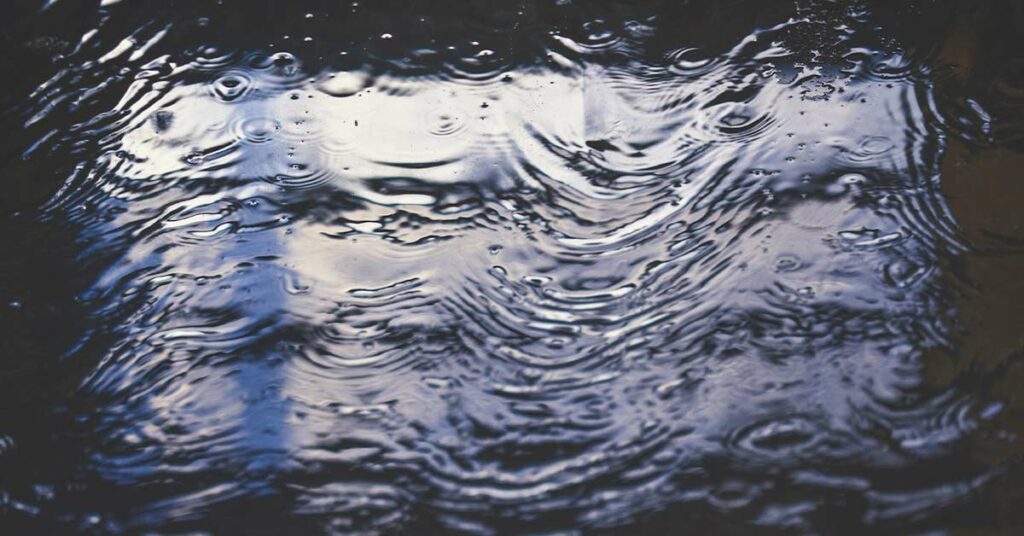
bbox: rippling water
[2,0,1024,533]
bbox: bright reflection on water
[1,0,1023,533]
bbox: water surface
[1,0,1023,534]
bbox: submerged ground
[1,0,1023,534]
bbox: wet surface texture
[2,1,1024,534]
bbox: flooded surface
[2,0,1024,533]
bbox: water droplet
[317,71,368,97]
[211,73,251,102]
[722,112,752,127]
[239,117,281,144]
[151,110,173,132]
[859,136,893,155]
[184,151,204,165]
[840,173,866,185]
[774,255,803,273]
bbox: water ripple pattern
[2,1,1023,534]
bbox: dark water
[1,0,1023,534]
